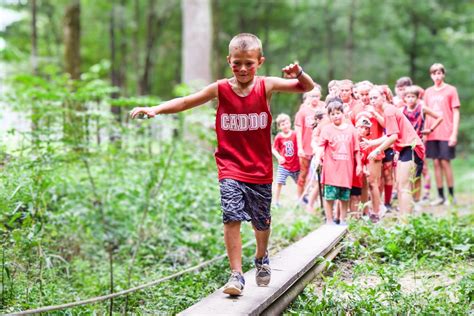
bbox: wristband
[296,68,303,78]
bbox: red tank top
[215,77,273,184]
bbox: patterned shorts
[276,165,300,185]
[324,185,350,201]
[219,179,272,231]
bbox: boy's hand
[356,164,362,176]
[360,138,372,150]
[281,63,302,79]
[298,148,305,158]
[130,107,156,119]
[278,156,285,164]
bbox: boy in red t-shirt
[272,113,300,207]
[423,63,461,205]
[130,33,315,296]
[313,98,361,225]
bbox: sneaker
[392,191,398,200]
[413,202,422,213]
[334,218,340,225]
[430,197,445,206]
[223,271,245,296]
[274,202,281,208]
[369,213,380,223]
[302,195,309,205]
[384,203,393,212]
[255,253,271,286]
[339,220,348,226]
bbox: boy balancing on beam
[130,33,314,296]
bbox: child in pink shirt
[423,63,461,205]
[295,85,325,199]
[313,98,361,225]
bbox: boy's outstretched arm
[130,83,218,118]
[265,63,315,94]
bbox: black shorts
[219,179,272,231]
[382,148,395,163]
[399,147,424,178]
[350,187,362,196]
[425,140,455,160]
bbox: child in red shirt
[423,63,461,205]
[130,33,315,295]
[313,98,361,225]
[295,86,325,199]
[272,113,300,207]
[363,87,425,219]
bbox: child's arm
[312,145,325,171]
[421,105,443,135]
[272,148,286,165]
[367,134,397,161]
[265,63,314,94]
[130,83,218,118]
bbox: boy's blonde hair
[302,84,321,101]
[430,63,445,74]
[340,79,353,87]
[229,33,263,57]
[275,113,291,126]
[404,85,421,98]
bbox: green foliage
[286,214,474,315]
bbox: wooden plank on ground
[179,224,347,316]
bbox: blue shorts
[219,179,272,231]
[276,165,299,185]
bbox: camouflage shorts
[219,178,272,231]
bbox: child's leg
[253,226,271,259]
[440,159,454,197]
[383,162,394,206]
[340,200,349,221]
[306,180,319,213]
[296,157,310,197]
[413,177,422,202]
[368,159,382,214]
[433,159,445,199]
[361,179,369,215]
[324,199,335,223]
[274,184,283,205]
[422,162,431,199]
[224,221,243,273]
[397,160,415,215]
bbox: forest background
[0,0,473,314]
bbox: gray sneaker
[255,253,271,286]
[223,271,245,296]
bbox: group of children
[130,33,460,296]
[273,66,459,225]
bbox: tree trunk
[31,0,38,75]
[64,0,80,79]
[139,0,156,95]
[345,0,356,78]
[211,0,223,80]
[324,0,335,80]
[133,0,140,94]
[63,0,83,146]
[181,0,212,87]
[409,13,419,81]
[109,3,121,121]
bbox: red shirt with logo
[215,76,273,184]
[318,123,359,189]
[273,131,300,172]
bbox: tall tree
[31,0,38,75]
[64,0,80,79]
[181,0,212,86]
